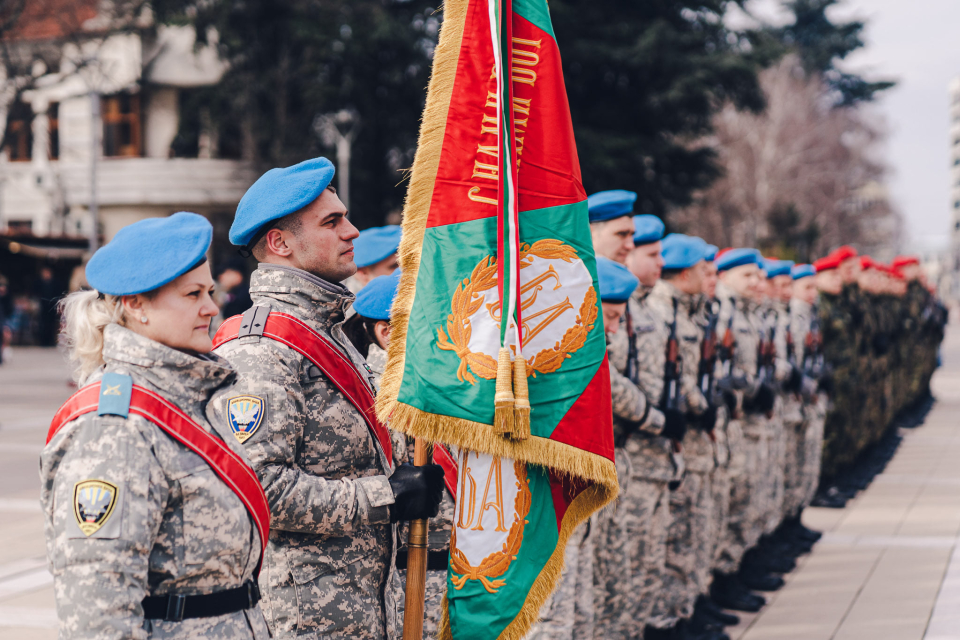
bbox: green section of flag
[447,463,559,640]
[398,201,603,437]
[513,0,555,39]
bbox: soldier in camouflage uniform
[43,213,271,639]
[645,235,719,640]
[710,250,775,608]
[216,158,443,639]
[345,271,453,638]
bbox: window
[49,102,59,159]
[102,93,141,157]
[5,102,32,162]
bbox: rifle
[661,298,685,489]
[717,298,737,378]
[803,306,824,379]
[756,310,777,418]
[625,306,638,384]
[699,299,720,400]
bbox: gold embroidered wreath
[436,240,598,385]
[449,459,532,594]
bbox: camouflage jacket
[215,265,396,639]
[766,300,795,383]
[365,344,407,469]
[715,282,761,407]
[619,284,680,482]
[41,324,269,640]
[653,282,713,473]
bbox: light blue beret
[230,157,336,247]
[704,244,719,262]
[716,248,761,272]
[588,190,637,223]
[633,214,665,245]
[355,226,402,268]
[352,270,401,321]
[791,264,816,280]
[596,257,639,303]
[763,259,795,278]
[86,212,212,296]
[661,234,707,270]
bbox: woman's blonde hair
[59,290,127,383]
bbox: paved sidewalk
[729,324,960,640]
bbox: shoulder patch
[226,396,265,443]
[682,335,698,343]
[97,372,132,418]
[73,479,120,536]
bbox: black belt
[142,580,261,622]
[396,550,449,572]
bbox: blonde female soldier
[41,212,271,639]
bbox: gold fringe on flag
[511,354,530,440]
[493,347,516,435]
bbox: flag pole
[402,437,432,639]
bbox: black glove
[660,408,687,441]
[722,389,737,415]
[818,371,834,395]
[785,366,803,393]
[754,382,776,414]
[717,374,749,392]
[699,404,718,432]
[388,463,445,523]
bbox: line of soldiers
[525,189,946,640]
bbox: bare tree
[673,55,900,260]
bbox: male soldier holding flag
[213,158,444,639]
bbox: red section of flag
[547,354,615,462]
[513,16,586,213]
[548,469,589,531]
[426,0,500,228]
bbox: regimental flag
[376,0,617,638]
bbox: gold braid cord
[448,460,532,594]
[436,240,597,384]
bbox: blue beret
[352,270,401,321]
[633,215,665,245]
[588,190,637,223]
[596,257,639,303]
[86,212,212,296]
[704,244,719,262]
[791,264,816,280]
[716,248,761,272]
[763,259,795,278]
[230,157,336,247]
[661,234,708,270]
[355,226,402,268]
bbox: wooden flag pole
[402,437,432,639]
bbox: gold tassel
[493,347,516,435]
[511,355,531,440]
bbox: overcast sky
[729,0,960,253]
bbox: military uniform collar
[651,279,695,311]
[790,298,813,314]
[101,324,234,402]
[250,264,354,332]
[632,283,653,303]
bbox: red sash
[214,312,393,466]
[433,444,459,499]
[47,383,271,575]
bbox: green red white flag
[375,0,618,637]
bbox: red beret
[860,256,875,270]
[833,245,858,262]
[891,255,920,269]
[716,247,734,259]
[814,254,842,272]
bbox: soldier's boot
[676,618,730,640]
[710,572,765,612]
[744,545,796,575]
[693,594,740,627]
[783,512,822,542]
[738,562,785,592]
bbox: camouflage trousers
[764,402,787,535]
[719,414,768,571]
[781,394,807,520]
[528,520,595,640]
[650,470,714,626]
[800,396,828,508]
[394,567,446,640]
[713,416,744,575]
[594,471,670,638]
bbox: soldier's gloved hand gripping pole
[397,439,444,640]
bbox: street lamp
[313,109,360,209]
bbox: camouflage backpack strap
[214,311,394,468]
[47,378,271,577]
